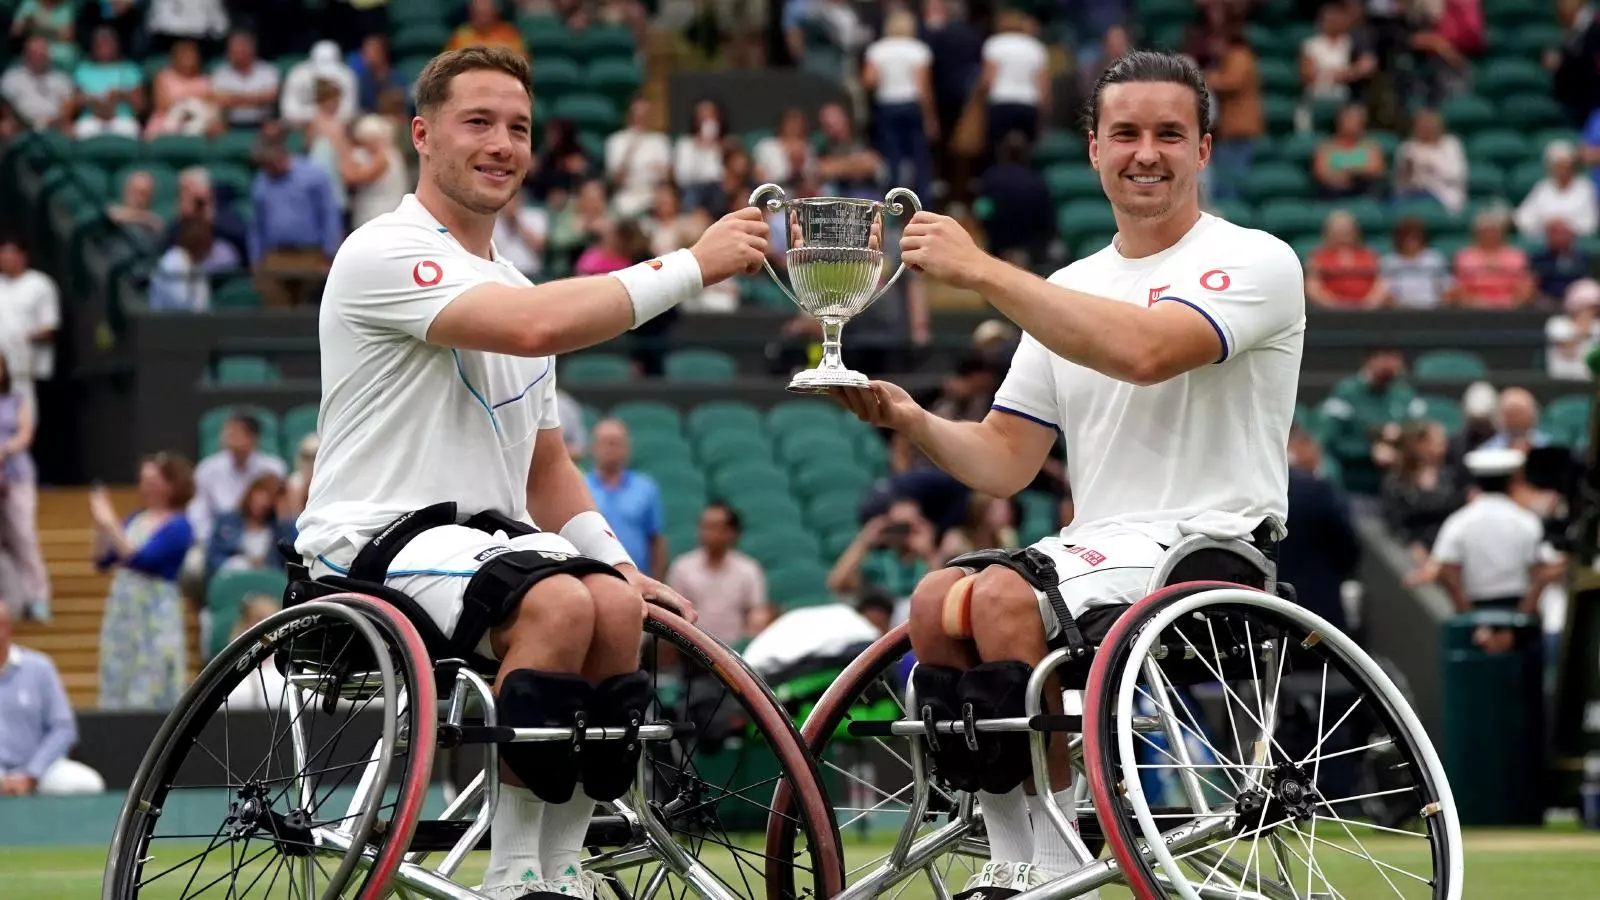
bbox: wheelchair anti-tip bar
[844,713,1161,738]
[436,721,694,749]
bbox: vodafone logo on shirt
[1200,269,1231,292]
[413,260,443,287]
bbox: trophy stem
[818,316,847,373]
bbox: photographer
[826,498,942,606]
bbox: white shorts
[952,530,1168,640]
[310,525,584,659]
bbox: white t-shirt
[1432,493,1559,601]
[992,213,1306,548]
[295,194,560,566]
[0,269,60,381]
[604,127,672,216]
[865,36,931,105]
[983,32,1048,106]
[1301,34,1352,100]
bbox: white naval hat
[1464,447,1525,478]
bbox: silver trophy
[750,183,922,394]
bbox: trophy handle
[873,187,923,303]
[748,182,800,307]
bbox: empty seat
[561,353,631,384]
[695,431,774,471]
[1414,394,1464,432]
[664,349,737,382]
[1412,349,1488,381]
[281,403,320,459]
[765,562,833,608]
[609,400,683,437]
[687,400,764,439]
[210,355,281,385]
[205,569,289,658]
[198,405,281,459]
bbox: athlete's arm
[524,424,603,548]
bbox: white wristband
[559,510,636,569]
[610,248,703,329]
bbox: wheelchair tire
[102,595,437,900]
[1083,582,1465,900]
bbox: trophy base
[787,367,870,394]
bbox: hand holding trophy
[749,183,922,394]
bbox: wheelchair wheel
[103,595,437,900]
[1083,582,1465,900]
[596,604,846,900]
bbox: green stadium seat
[664,349,737,381]
[1477,58,1550,99]
[1045,164,1102,202]
[210,130,260,165]
[726,489,806,525]
[560,353,631,383]
[805,491,862,533]
[208,163,253,201]
[1034,129,1083,167]
[766,562,833,608]
[1498,93,1566,130]
[1507,23,1564,57]
[551,93,620,133]
[68,134,142,167]
[855,431,889,474]
[791,459,874,500]
[573,24,636,60]
[687,401,764,439]
[205,569,288,658]
[644,458,707,496]
[210,355,281,385]
[198,405,281,459]
[609,400,683,437]
[1466,162,1505,200]
[211,277,261,309]
[1056,200,1117,240]
[522,24,574,58]
[1412,349,1488,381]
[1273,131,1321,169]
[389,0,444,26]
[42,162,110,200]
[1507,161,1546,202]
[629,432,693,466]
[1543,395,1591,447]
[741,530,822,569]
[1466,130,1531,168]
[531,56,580,97]
[1262,95,1297,133]
[584,56,643,106]
[1389,196,1456,233]
[1256,57,1299,95]
[392,23,451,57]
[776,430,855,467]
[664,524,698,558]
[696,431,774,471]
[1204,199,1255,228]
[1240,164,1311,206]
[1439,94,1497,134]
[144,134,210,168]
[1075,234,1115,259]
[1415,394,1464,432]
[743,276,794,310]
[661,490,707,530]
[767,400,840,434]
[1259,200,1329,241]
[710,461,791,494]
[820,528,855,561]
[281,403,319,459]
[1334,198,1388,236]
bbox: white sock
[1031,788,1088,873]
[541,787,597,881]
[978,788,1033,863]
[483,783,545,894]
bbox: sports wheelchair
[103,567,848,899]
[763,534,1465,900]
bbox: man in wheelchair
[832,50,1306,898]
[288,47,770,900]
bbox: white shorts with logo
[953,529,1168,640]
[310,525,584,659]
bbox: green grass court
[10,828,1598,898]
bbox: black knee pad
[959,661,1034,794]
[581,670,653,801]
[497,669,593,803]
[911,664,982,793]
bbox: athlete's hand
[829,380,923,432]
[690,207,770,285]
[620,566,698,625]
[900,211,991,290]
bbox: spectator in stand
[106,170,167,243]
[145,0,229,55]
[168,167,249,262]
[344,114,410,229]
[493,193,550,281]
[0,240,60,387]
[1394,107,1467,214]
[1549,0,1600,128]
[1582,106,1600,193]
[1446,381,1500,475]
[186,413,288,550]
[0,36,74,131]
[1307,209,1390,308]
[529,118,595,201]
[575,220,648,276]
[305,79,354,225]
[347,34,409,115]
[826,498,942,606]
[143,40,220,138]
[674,100,729,215]
[718,145,756,217]
[1382,419,1467,569]
[1279,424,1359,635]
[210,32,280,129]
[863,9,936,206]
[980,8,1049,155]
[585,419,667,577]
[1453,207,1535,308]
[1203,19,1264,203]
[605,98,672,220]
[936,492,1018,562]
[68,26,144,139]
[815,102,883,199]
[918,0,983,186]
[547,177,611,273]
[1515,141,1599,241]
[664,501,772,646]
[279,41,357,127]
[148,215,241,311]
[1380,215,1451,308]
[1546,279,1600,381]
[1314,104,1388,199]
[1300,1,1376,105]
[1432,447,1564,616]
[281,433,316,520]
[1319,348,1426,500]
[977,132,1054,270]
[0,355,48,623]
[10,0,78,70]
[752,108,817,193]
[202,473,298,584]
[447,0,529,56]
[1080,24,1131,99]
[1531,218,1594,302]
[1480,387,1554,451]
[248,130,344,307]
[92,454,195,710]
[1402,0,1483,105]
[0,605,103,795]
[644,183,705,259]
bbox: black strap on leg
[944,546,1091,660]
[347,502,461,583]
[461,509,541,539]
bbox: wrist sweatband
[560,510,635,569]
[610,248,702,329]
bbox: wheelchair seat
[283,574,501,677]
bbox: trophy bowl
[749,183,922,394]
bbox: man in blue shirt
[584,418,667,577]
[0,603,103,795]
[249,128,345,307]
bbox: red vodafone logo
[1200,269,1231,292]
[413,260,443,287]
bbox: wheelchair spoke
[1132,728,1235,798]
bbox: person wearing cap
[1430,447,1565,616]
[1318,348,1427,499]
[1515,140,1598,241]
[280,40,357,127]
[1546,278,1600,380]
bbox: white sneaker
[516,870,608,899]
[953,861,1061,899]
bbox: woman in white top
[980,8,1050,155]
[304,78,350,219]
[342,114,409,229]
[605,98,672,220]
[673,99,729,216]
[752,107,817,192]
[1515,140,1599,240]
[1395,108,1468,213]
[863,9,936,203]
[1546,278,1600,381]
